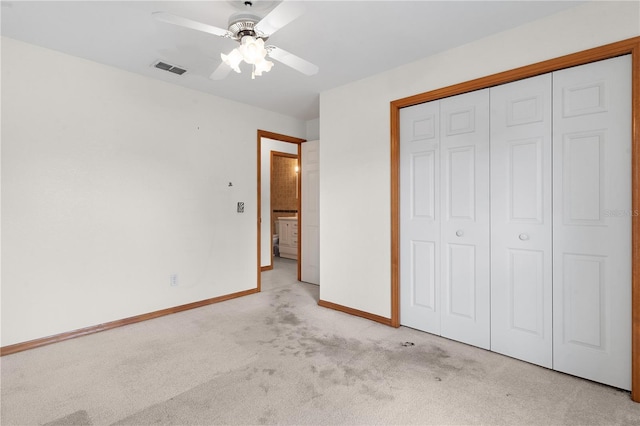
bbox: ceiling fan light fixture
[224,35,273,78]
[221,49,243,73]
[154,2,317,81]
[239,35,267,64]
[254,56,274,76]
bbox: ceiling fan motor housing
[227,13,267,41]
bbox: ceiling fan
[153,1,319,80]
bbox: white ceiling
[1,1,584,121]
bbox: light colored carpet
[2,257,639,425]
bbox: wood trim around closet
[389,36,640,401]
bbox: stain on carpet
[258,408,276,425]
[279,312,301,326]
[44,410,92,426]
[359,383,395,401]
[318,367,336,379]
[382,341,468,374]
[112,363,316,425]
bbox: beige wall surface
[1,37,306,346]
[3,1,639,346]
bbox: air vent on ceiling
[153,61,187,75]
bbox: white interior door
[301,140,320,285]
[439,89,490,349]
[490,74,553,367]
[552,55,632,390]
[400,100,441,334]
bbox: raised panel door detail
[446,243,476,320]
[562,81,607,118]
[562,254,606,350]
[563,131,605,225]
[509,138,544,223]
[447,147,475,221]
[302,226,319,283]
[445,106,476,136]
[400,56,631,391]
[411,241,436,310]
[400,101,441,334]
[302,139,320,284]
[412,114,437,140]
[490,72,552,368]
[306,170,319,213]
[439,89,490,350]
[306,148,319,164]
[553,55,631,390]
[509,249,545,337]
[411,151,436,220]
[507,95,544,126]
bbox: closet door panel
[446,243,476,319]
[400,101,441,334]
[490,74,553,367]
[440,89,490,349]
[553,55,632,390]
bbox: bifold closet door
[400,100,441,334]
[552,55,632,390]
[400,90,490,349]
[489,74,553,367]
[439,90,490,349]
[401,55,632,390]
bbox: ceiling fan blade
[209,62,232,80]
[152,12,230,38]
[255,1,304,36]
[268,46,318,76]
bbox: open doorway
[265,151,299,291]
[257,130,305,292]
[270,152,298,261]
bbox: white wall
[0,37,306,346]
[319,1,640,318]
[306,118,320,141]
[260,138,298,267]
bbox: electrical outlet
[237,202,245,213]
[170,274,178,287]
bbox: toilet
[273,221,280,256]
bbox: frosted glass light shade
[222,36,273,77]
[254,57,274,76]
[221,49,243,73]
[239,36,267,65]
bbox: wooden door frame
[267,151,299,270]
[389,37,640,400]
[257,130,306,291]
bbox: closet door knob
[519,233,529,241]
[456,230,464,237]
